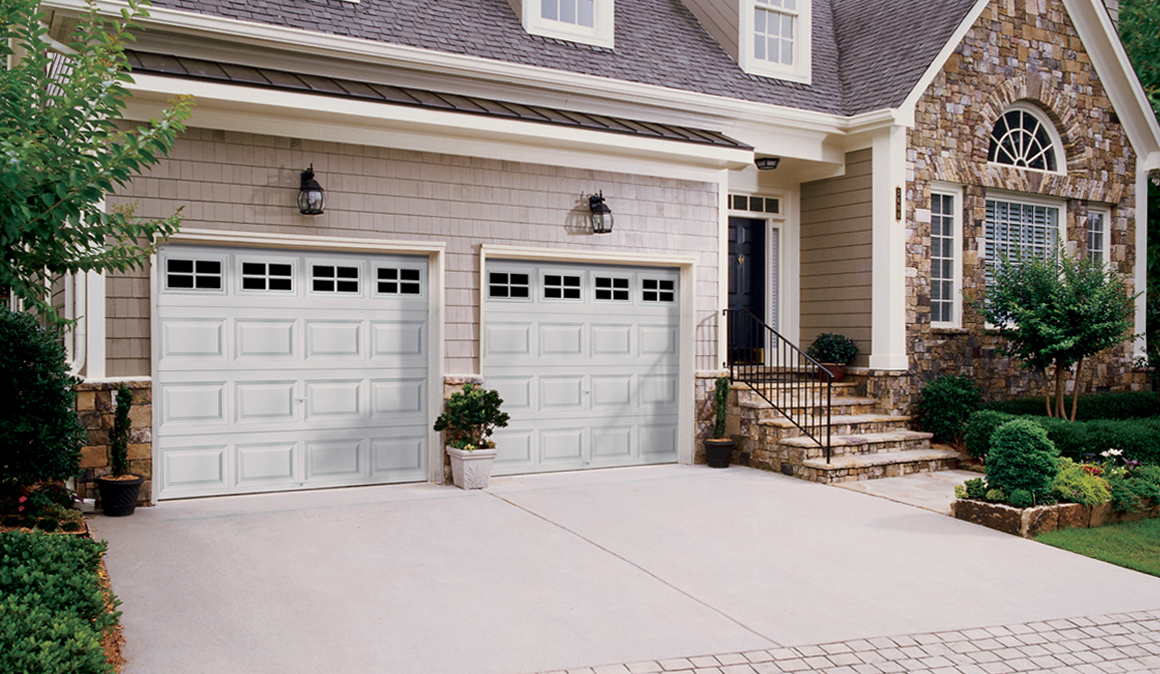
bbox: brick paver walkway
[530,610,1160,674]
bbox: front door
[728,217,765,364]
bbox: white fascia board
[167,229,447,256]
[43,0,862,154]
[896,0,991,118]
[1061,0,1160,162]
[125,75,752,180]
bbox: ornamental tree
[1,0,192,323]
[977,248,1136,421]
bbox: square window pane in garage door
[376,267,422,295]
[642,278,675,302]
[594,276,630,301]
[166,258,223,291]
[489,272,531,299]
[312,264,360,293]
[241,261,294,292]
[543,274,581,300]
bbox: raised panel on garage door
[484,260,680,475]
[155,245,430,499]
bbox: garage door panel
[540,376,585,410]
[236,442,297,484]
[236,319,296,359]
[371,321,425,357]
[492,428,535,467]
[640,325,679,355]
[157,245,429,498]
[540,428,585,463]
[162,383,227,425]
[640,375,679,405]
[640,423,679,456]
[539,323,583,357]
[590,375,632,407]
[488,376,534,412]
[591,325,632,356]
[305,321,362,358]
[592,426,632,458]
[485,323,532,356]
[306,439,363,478]
[370,378,426,416]
[236,381,297,422]
[304,380,362,419]
[162,319,226,359]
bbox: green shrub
[0,531,118,674]
[433,383,510,450]
[0,310,87,489]
[1008,489,1035,508]
[964,410,1016,458]
[109,384,132,476]
[1052,458,1111,506]
[985,488,1007,502]
[805,333,859,365]
[986,418,1060,501]
[981,391,1160,421]
[918,375,983,443]
[964,477,988,499]
[1128,464,1160,501]
[712,376,730,439]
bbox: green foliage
[0,309,86,488]
[986,418,1060,500]
[1,0,193,323]
[1120,0,1160,119]
[985,488,1007,503]
[964,410,1016,458]
[981,391,1160,421]
[109,384,132,476]
[433,383,510,450]
[1008,488,1035,508]
[805,333,859,365]
[711,376,730,439]
[0,531,118,673]
[976,248,1136,421]
[1037,518,1160,578]
[964,477,988,500]
[1052,458,1112,507]
[917,374,982,442]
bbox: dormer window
[739,0,811,83]
[987,103,1064,174]
[513,0,615,48]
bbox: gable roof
[141,0,976,117]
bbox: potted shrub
[434,383,510,489]
[704,376,734,468]
[96,384,144,516]
[805,333,859,382]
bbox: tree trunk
[1070,357,1084,422]
[1044,367,1053,417]
[1054,363,1066,418]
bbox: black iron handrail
[724,308,833,463]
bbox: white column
[869,126,910,370]
[84,270,107,379]
[1134,160,1149,360]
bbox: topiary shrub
[964,410,1015,459]
[917,374,982,443]
[986,418,1060,502]
[109,384,133,477]
[0,310,87,489]
[1052,458,1111,507]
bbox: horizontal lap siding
[105,127,720,376]
[799,149,872,364]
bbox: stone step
[796,448,961,484]
[741,395,878,417]
[779,429,934,459]
[759,413,914,437]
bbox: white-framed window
[162,255,227,294]
[520,0,614,48]
[987,103,1065,174]
[1086,206,1110,267]
[739,0,811,83]
[929,185,962,328]
[984,193,1064,288]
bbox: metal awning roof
[125,51,752,151]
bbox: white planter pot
[447,446,498,489]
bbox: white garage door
[483,260,680,474]
[154,245,430,499]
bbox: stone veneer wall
[904,0,1147,406]
[74,380,153,506]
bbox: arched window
[987,104,1063,172]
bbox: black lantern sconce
[589,191,614,234]
[755,156,781,171]
[297,164,325,215]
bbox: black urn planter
[704,438,735,468]
[96,476,144,517]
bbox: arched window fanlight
[987,106,1061,172]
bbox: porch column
[869,126,908,370]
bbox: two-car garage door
[154,245,430,499]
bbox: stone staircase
[733,379,960,484]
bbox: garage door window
[594,275,630,302]
[642,278,675,302]
[312,265,360,293]
[376,267,422,295]
[241,261,294,292]
[543,274,582,300]
[489,272,531,299]
[165,258,223,291]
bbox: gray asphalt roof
[125,50,752,149]
[145,0,978,116]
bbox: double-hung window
[740,0,811,83]
[1086,206,1110,266]
[984,195,1063,287]
[519,0,614,48]
[930,186,961,328]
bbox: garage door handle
[294,397,308,403]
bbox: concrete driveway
[89,465,1160,674]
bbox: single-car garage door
[154,245,430,499]
[483,259,680,474]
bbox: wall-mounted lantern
[755,156,781,171]
[589,191,613,234]
[298,164,325,215]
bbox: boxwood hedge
[980,390,1159,421]
[965,409,1160,465]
